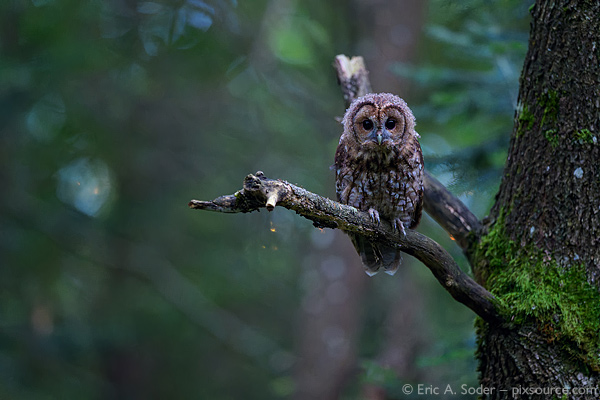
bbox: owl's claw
[393,219,407,237]
[368,208,381,225]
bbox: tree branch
[423,170,482,250]
[334,54,482,250]
[189,172,501,323]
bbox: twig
[189,172,501,323]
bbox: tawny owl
[334,93,423,276]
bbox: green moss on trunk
[574,128,596,145]
[516,104,534,138]
[539,89,559,127]
[475,210,600,370]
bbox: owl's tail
[349,233,402,276]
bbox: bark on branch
[189,171,501,323]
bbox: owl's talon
[393,219,407,237]
[368,208,381,224]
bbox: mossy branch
[189,171,501,323]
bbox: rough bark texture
[476,1,600,397]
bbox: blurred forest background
[1,0,530,398]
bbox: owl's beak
[375,129,390,145]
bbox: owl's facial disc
[353,104,407,147]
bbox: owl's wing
[349,233,402,276]
[407,140,424,229]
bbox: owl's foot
[368,208,381,225]
[393,218,407,237]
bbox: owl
[334,93,423,276]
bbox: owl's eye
[385,118,396,130]
[362,119,374,131]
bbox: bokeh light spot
[56,157,113,217]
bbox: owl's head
[342,93,417,148]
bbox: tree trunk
[473,1,600,397]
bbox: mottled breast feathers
[334,93,424,276]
